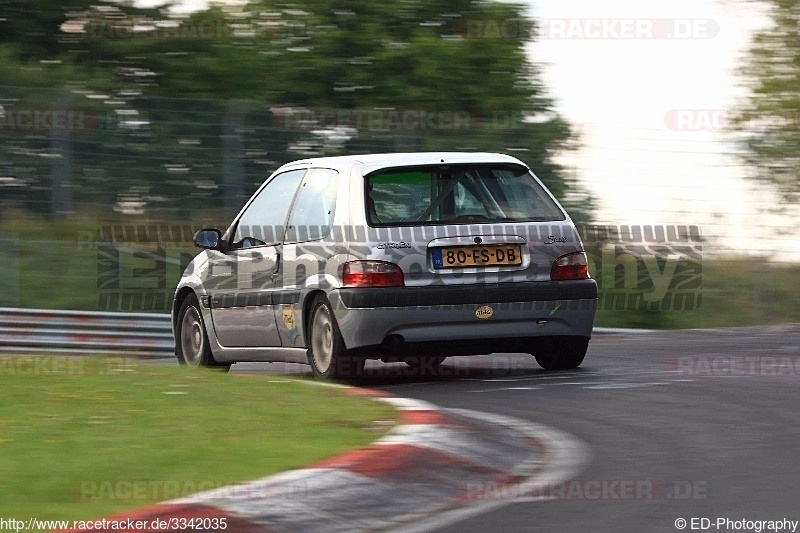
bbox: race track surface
[234,325,800,533]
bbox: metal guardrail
[0,306,650,359]
[0,307,174,358]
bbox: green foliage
[0,0,590,225]
[731,0,800,203]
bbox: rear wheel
[307,295,365,381]
[533,337,589,371]
[176,294,230,371]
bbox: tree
[732,0,800,203]
[0,0,158,88]
[0,0,593,224]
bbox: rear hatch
[362,162,586,287]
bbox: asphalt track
[234,325,800,533]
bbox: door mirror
[193,228,222,249]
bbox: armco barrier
[0,307,174,357]
[0,306,645,359]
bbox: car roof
[276,152,528,176]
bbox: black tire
[533,337,589,371]
[175,294,230,371]
[306,295,365,381]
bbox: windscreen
[366,164,565,226]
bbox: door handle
[273,252,281,275]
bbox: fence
[1,85,798,331]
[2,85,799,260]
[0,85,488,221]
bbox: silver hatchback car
[172,152,597,379]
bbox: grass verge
[0,357,397,521]
[594,258,800,329]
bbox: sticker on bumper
[475,305,494,319]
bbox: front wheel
[176,294,230,371]
[533,337,589,371]
[307,295,364,381]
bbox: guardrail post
[50,88,74,220]
[222,100,244,220]
[0,239,21,307]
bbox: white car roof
[277,152,528,176]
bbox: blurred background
[0,0,797,328]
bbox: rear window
[366,164,565,226]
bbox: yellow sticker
[475,305,494,320]
[282,306,296,330]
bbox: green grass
[0,211,209,311]
[594,258,800,329]
[0,357,397,520]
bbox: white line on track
[584,382,670,390]
[387,409,591,533]
[466,386,542,393]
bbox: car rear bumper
[329,279,598,350]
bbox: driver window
[284,168,339,244]
[233,169,306,248]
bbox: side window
[233,169,306,247]
[284,168,339,244]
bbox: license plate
[432,245,523,269]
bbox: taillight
[342,261,405,287]
[551,252,590,281]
